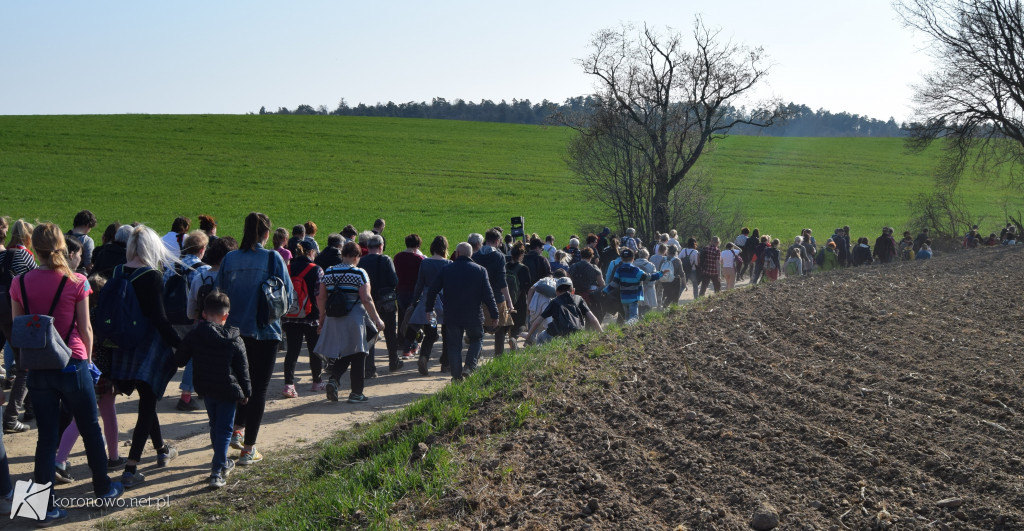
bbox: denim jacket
[215,244,294,341]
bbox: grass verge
[105,330,600,530]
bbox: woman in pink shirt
[10,223,122,523]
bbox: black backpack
[194,274,216,318]
[549,295,586,337]
[93,265,151,349]
[681,249,695,276]
[164,262,206,325]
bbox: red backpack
[284,263,316,318]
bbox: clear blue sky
[0,0,931,120]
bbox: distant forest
[258,98,906,138]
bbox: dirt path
[1,338,459,529]
[1,270,739,529]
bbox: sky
[0,0,934,121]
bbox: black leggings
[237,337,278,446]
[282,322,322,385]
[128,382,164,462]
[329,352,365,395]
[416,324,440,359]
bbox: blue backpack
[93,264,151,349]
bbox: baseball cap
[620,248,634,260]
[556,277,573,289]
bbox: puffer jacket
[174,321,251,403]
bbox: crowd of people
[0,209,1016,524]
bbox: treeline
[258,98,906,138]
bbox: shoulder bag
[10,274,75,371]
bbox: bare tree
[896,0,1024,192]
[562,19,781,241]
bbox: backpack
[549,295,586,337]
[764,250,778,271]
[194,273,216,318]
[256,251,288,328]
[658,260,675,283]
[681,249,694,276]
[671,257,683,282]
[325,286,360,317]
[93,264,152,350]
[164,262,205,325]
[10,274,74,370]
[323,265,362,318]
[505,262,524,302]
[285,263,317,318]
[0,250,14,327]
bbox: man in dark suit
[426,242,498,381]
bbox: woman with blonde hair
[110,225,183,488]
[2,219,38,433]
[11,223,122,523]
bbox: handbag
[10,275,74,371]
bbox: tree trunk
[652,176,671,240]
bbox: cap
[600,227,611,235]
[620,248,634,259]
[556,277,573,289]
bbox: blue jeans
[445,324,483,380]
[621,302,640,323]
[204,397,236,474]
[179,360,194,393]
[27,359,111,508]
[3,341,11,373]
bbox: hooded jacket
[174,321,251,403]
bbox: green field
[0,115,1009,247]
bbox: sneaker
[36,507,68,527]
[230,430,245,450]
[107,456,128,470]
[99,481,124,501]
[281,385,298,398]
[54,462,75,484]
[347,393,368,404]
[325,379,339,402]
[120,470,146,489]
[364,369,378,379]
[401,350,414,360]
[417,355,429,376]
[238,448,263,465]
[3,420,29,434]
[157,444,178,467]
[389,360,405,372]
[310,381,326,392]
[221,459,236,479]
[209,473,226,489]
[176,398,199,411]
[439,364,450,374]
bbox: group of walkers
[0,208,1016,524]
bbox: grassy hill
[0,115,1007,245]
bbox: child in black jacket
[174,290,250,489]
